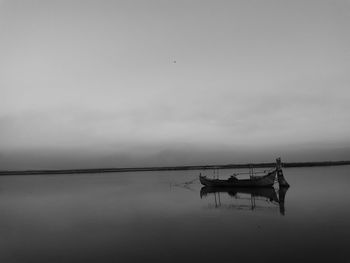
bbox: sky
[0,0,350,169]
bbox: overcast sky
[1,0,350,169]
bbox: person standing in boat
[229,174,238,181]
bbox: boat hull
[199,170,276,188]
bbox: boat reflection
[200,186,289,215]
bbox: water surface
[0,166,349,263]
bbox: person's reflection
[278,187,288,215]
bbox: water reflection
[200,186,289,215]
[1,167,350,263]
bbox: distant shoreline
[0,160,350,176]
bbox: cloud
[0,0,350,168]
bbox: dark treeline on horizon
[0,160,350,176]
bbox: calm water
[0,166,349,263]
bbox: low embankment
[0,161,349,176]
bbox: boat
[199,170,276,187]
[199,157,289,188]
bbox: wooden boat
[199,157,289,188]
[199,169,277,187]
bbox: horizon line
[1,160,350,176]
